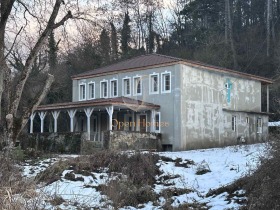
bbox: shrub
[10,146,26,162]
[36,151,161,208]
[196,160,211,175]
[0,153,43,209]
[100,180,157,208]
[35,160,69,184]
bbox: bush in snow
[195,160,211,175]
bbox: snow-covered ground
[269,121,280,126]
[21,143,268,209]
[156,143,267,209]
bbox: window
[79,83,86,101]
[246,117,249,124]
[100,80,108,98]
[149,73,159,94]
[155,112,161,133]
[110,79,118,97]
[88,82,95,99]
[123,77,131,96]
[161,72,171,93]
[232,116,236,131]
[257,118,262,134]
[133,76,142,96]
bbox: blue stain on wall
[225,78,233,103]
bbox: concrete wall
[71,63,268,151]
[103,130,161,151]
[179,64,267,150]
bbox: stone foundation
[103,131,161,151]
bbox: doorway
[137,114,147,132]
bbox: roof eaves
[71,61,181,80]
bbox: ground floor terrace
[29,97,161,143]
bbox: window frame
[257,118,262,134]
[246,117,249,124]
[122,77,131,96]
[88,81,95,100]
[100,80,108,98]
[161,71,171,93]
[79,82,86,101]
[110,79,118,98]
[232,116,236,131]
[154,112,161,133]
[133,75,142,96]
[149,73,159,94]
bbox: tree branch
[9,0,72,117]
[17,73,54,136]
[52,11,73,29]
[16,0,41,22]
[4,26,23,59]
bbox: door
[124,114,134,131]
[100,113,107,131]
[139,115,147,132]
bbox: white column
[67,109,77,132]
[39,112,47,133]
[29,112,36,133]
[132,111,135,131]
[51,111,60,133]
[106,105,114,131]
[151,110,156,132]
[84,108,94,140]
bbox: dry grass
[37,151,160,186]
[0,153,44,210]
[36,151,161,208]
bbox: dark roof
[72,53,273,84]
[36,97,160,111]
[72,54,181,78]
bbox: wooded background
[45,0,280,117]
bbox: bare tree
[0,0,74,149]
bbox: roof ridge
[98,53,149,69]
[151,53,183,61]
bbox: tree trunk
[226,0,239,69]
[225,0,229,44]
[0,0,72,149]
[267,0,272,57]
[16,74,54,140]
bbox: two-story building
[31,54,273,151]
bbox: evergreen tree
[110,22,118,61]
[48,31,58,73]
[100,29,111,64]
[147,13,155,53]
[121,12,131,57]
